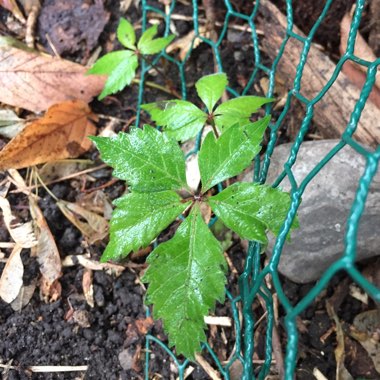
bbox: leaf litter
[0,245,24,303]
[57,200,109,244]
[0,100,97,170]
[0,109,26,138]
[29,195,61,286]
[0,37,105,112]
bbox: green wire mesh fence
[133,0,380,378]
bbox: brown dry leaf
[0,100,97,170]
[125,317,154,346]
[340,8,380,108]
[0,0,26,22]
[11,282,36,311]
[76,190,113,220]
[57,200,109,244]
[350,309,380,374]
[0,245,23,303]
[166,27,207,61]
[0,195,37,247]
[39,277,61,302]
[29,195,61,284]
[327,303,354,380]
[82,268,94,307]
[38,159,94,183]
[0,38,105,112]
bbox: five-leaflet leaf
[92,71,299,359]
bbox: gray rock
[259,140,380,283]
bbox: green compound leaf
[141,100,207,142]
[137,24,175,55]
[143,205,226,359]
[199,116,270,192]
[195,73,228,112]
[140,35,175,55]
[90,125,188,192]
[101,191,190,262]
[208,182,299,243]
[87,50,138,99]
[117,18,136,50]
[214,96,274,131]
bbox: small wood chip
[204,316,232,327]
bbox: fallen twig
[0,364,88,373]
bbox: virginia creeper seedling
[91,73,299,359]
[142,72,274,142]
[88,18,174,99]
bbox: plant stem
[139,55,181,98]
[33,168,59,201]
[209,118,220,138]
[132,78,181,98]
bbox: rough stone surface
[257,140,380,283]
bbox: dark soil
[0,0,378,379]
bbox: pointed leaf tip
[195,73,228,112]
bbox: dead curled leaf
[57,200,109,244]
[0,195,37,248]
[76,190,113,220]
[0,245,24,303]
[38,159,94,183]
[350,309,380,374]
[0,100,97,170]
[29,196,62,285]
[0,38,106,112]
[10,282,36,311]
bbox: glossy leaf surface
[101,191,190,262]
[214,96,274,131]
[141,100,207,142]
[117,18,136,50]
[91,125,188,192]
[199,116,270,192]
[143,205,226,358]
[195,73,227,112]
[87,50,138,99]
[208,182,298,243]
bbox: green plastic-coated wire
[133,0,380,378]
